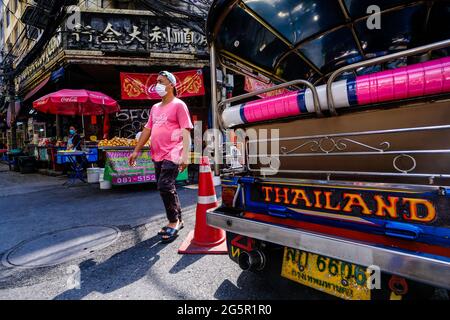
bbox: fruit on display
[59,150,77,153]
[98,137,136,147]
[55,140,66,147]
[98,137,150,147]
[38,138,53,146]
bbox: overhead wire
[136,0,212,35]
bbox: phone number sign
[112,174,156,185]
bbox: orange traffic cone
[178,156,228,254]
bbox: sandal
[157,226,169,236]
[158,221,184,236]
[161,222,183,243]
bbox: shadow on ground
[214,270,334,300]
[169,254,204,274]
[53,234,168,300]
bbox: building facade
[6,0,211,148]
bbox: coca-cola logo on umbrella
[60,97,78,103]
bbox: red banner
[121,69,205,100]
[244,77,290,99]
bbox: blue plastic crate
[55,147,67,164]
[56,154,70,164]
[57,148,98,164]
[85,147,98,163]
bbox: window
[10,28,15,48]
[16,27,20,46]
[11,0,17,13]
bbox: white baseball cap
[158,71,177,86]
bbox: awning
[23,76,51,102]
[6,101,21,127]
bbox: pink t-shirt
[145,97,193,163]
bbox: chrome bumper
[207,209,450,290]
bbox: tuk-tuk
[205,0,450,300]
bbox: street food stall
[31,89,190,186]
[98,137,188,187]
[205,0,450,300]
[32,89,119,179]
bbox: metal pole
[56,115,61,140]
[6,57,17,150]
[218,79,322,117]
[209,44,220,176]
[55,82,61,139]
[9,101,16,150]
[81,114,85,138]
[79,103,85,139]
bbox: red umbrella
[33,89,119,115]
[33,89,120,137]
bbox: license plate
[281,247,371,300]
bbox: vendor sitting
[67,126,82,151]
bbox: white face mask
[155,83,167,97]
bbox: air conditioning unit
[21,5,50,29]
[26,26,42,41]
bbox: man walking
[129,71,193,243]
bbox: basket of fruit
[98,137,149,149]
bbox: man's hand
[179,154,189,172]
[128,151,139,167]
[129,128,150,167]
[179,128,191,173]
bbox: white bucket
[87,168,100,183]
[98,168,105,182]
[100,180,112,190]
[98,168,111,189]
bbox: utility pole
[4,56,17,150]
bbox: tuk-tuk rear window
[275,52,317,82]
[343,0,415,18]
[242,0,345,45]
[298,27,361,75]
[354,4,428,57]
[217,6,290,71]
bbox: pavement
[0,163,329,300]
